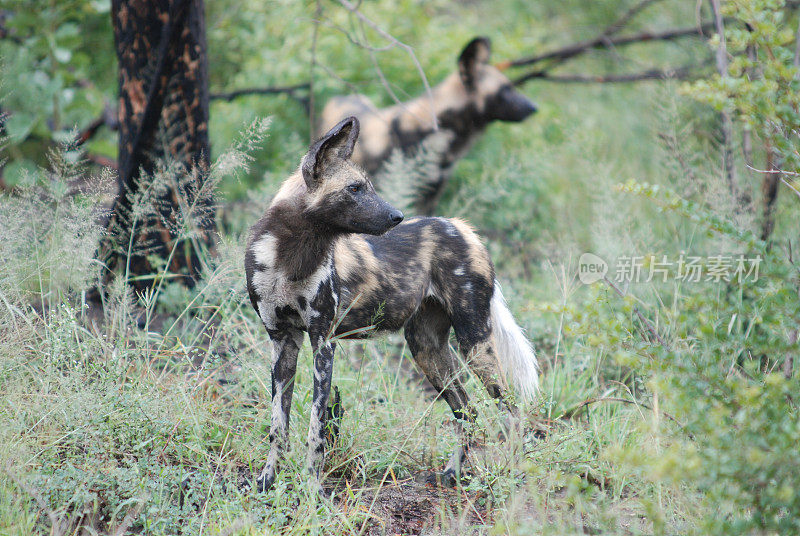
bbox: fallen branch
[506,22,717,70]
[514,64,705,86]
[76,83,311,148]
[209,82,310,101]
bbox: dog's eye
[347,184,362,194]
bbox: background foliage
[2,0,800,534]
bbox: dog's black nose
[389,210,404,224]
[516,99,537,120]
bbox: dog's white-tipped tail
[490,281,539,401]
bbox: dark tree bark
[761,145,781,241]
[101,0,215,292]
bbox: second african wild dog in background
[246,116,538,494]
[318,37,537,215]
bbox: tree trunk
[760,145,780,241]
[708,0,741,210]
[102,0,214,292]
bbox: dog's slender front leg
[306,332,335,491]
[257,328,303,492]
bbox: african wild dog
[317,36,537,215]
[245,117,538,493]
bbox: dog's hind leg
[451,307,522,442]
[404,298,473,486]
[450,303,508,404]
[257,328,304,492]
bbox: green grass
[3,0,800,534]
[0,170,690,534]
[0,291,673,535]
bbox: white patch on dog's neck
[250,232,336,330]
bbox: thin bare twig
[602,0,666,37]
[358,17,416,117]
[780,176,800,200]
[337,0,438,130]
[746,164,800,177]
[745,165,800,201]
[308,0,323,142]
[209,83,310,102]
[560,396,684,427]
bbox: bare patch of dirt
[332,476,490,536]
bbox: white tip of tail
[490,281,539,401]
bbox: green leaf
[5,112,38,140]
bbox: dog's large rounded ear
[302,116,360,189]
[458,37,491,89]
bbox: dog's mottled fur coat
[245,117,538,493]
[318,37,537,214]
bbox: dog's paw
[255,474,274,493]
[417,469,464,488]
[317,485,332,500]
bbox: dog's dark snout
[389,210,404,225]
[514,95,537,120]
